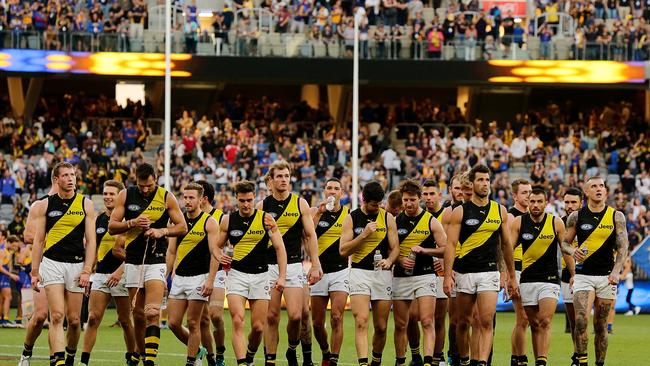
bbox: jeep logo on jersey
[397,228,409,235]
[230,230,244,237]
[96,227,106,234]
[67,210,84,216]
[354,227,364,235]
[465,219,480,226]
[580,224,594,231]
[318,221,330,228]
[522,233,535,240]
[48,210,63,218]
[283,212,300,217]
[128,204,141,211]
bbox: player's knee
[118,315,132,330]
[132,307,145,323]
[537,317,551,330]
[420,315,434,330]
[287,308,302,323]
[49,309,65,324]
[374,322,388,335]
[251,318,266,334]
[330,310,343,329]
[575,316,588,332]
[144,303,161,324]
[187,317,200,332]
[32,307,49,324]
[354,315,369,329]
[266,309,280,325]
[87,312,102,328]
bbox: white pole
[163,0,172,190]
[351,12,360,210]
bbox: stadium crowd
[0,93,648,248]
[1,0,650,59]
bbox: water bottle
[326,196,336,211]
[373,250,382,271]
[575,247,588,271]
[404,250,417,276]
[223,245,234,272]
[161,292,168,310]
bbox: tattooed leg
[572,290,594,355]
[594,298,613,363]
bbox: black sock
[286,340,299,365]
[459,357,470,366]
[130,352,140,363]
[247,346,258,363]
[50,355,56,366]
[322,350,331,362]
[577,353,588,366]
[186,356,197,366]
[237,358,248,366]
[144,325,161,366]
[302,342,312,365]
[216,346,226,360]
[518,355,528,366]
[22,344,34,358]
[476,362,487,366]
[410,347,422,363]
[65,348,76,366]
[80,352,90,365]
[535,356,547,366]
[125,353,132,363]
[511,355,519,366]
[207,353,217,366]
[54,352,66,366]
[265,353,276,366]
[396,356,407,366]
[359,357,369,366]
[370,351,382,366]
[469,360,478,366]
[423,355,434,366]
[330,353,339,366]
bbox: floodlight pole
[352,12,360,210]
[163,0,172,190]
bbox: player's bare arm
[382,212,399,269]
[300,197,323,284]
[79,198,97,288]
[412,217,447,257]
[267,213,287,290]
[499,205,518,297]
[561,211,579,257]
[610,211,629,285]
[145,193,187,239]
[443,205,462,296]
[554,217,574,279]
[165,236,178,279]
[339,214,372,256]
[28,199,48,292]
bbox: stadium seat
[328,43,340,57]
[528,36,541,60]
[313,42,327,57]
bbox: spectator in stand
[128,0,146,51]
[0,170,16,204]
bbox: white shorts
[515,270,521,284]
[226,269,270,300]
[170,274,209,301]
[392,274,437,300]
[39,257,85,293]
[124,263,167,288]
[520,282,561,306]
[349,268,392,301]
[213,270,226,290]
[435,276,447,299]
[268,263,305,288]
[90,272,129,297]
[573,274,617,300]
[449,271,458,298]
[310,268,349,296]
[456,271,500,295]
[561,281,573,304]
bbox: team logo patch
[580,224,594,231]
[127,204,141,211]
[230,230,244,237]
[397,228,409,235]
[47,210,63,218]
[318,221,330,228]
[522,233,535,240]
[96,227,106,234]
[465,219,480,226]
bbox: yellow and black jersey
[316,206,349,273]
[519,213,560,284]
[44,193,87,263]
[576,206,617,276]
[228,209,270,274]
[123,186,170,265]
[209,207,224,271]
[395,210,436,277]
[95,212,123,274]
[431,207,445,221]
[509,206,526,271]
[454,200,502,274]
[175,212,211,276]
[560,215,576,283]
[263,193,303,264]
[350,208,389,270]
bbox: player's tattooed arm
[560,211,578,256]
[610,211,629,284]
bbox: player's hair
[135,163,156,181]
[564,187,584,200]
[235,180,256,195]
[267,160,292,180]
[450,173,463,187]
[52,162,74,178]
[362,181,385,203]
[183,182,204,197]
[103,180,125,192]
[398,179,422,197]
[387,190,402,207]
[325,177,342,186]
[459,172,472,188]
[468,164,491,183]
[422,179,438,189]
[530,187,548,200]
[585,175,605,184]
[7,235,20,243]
[196,180,215,202]
[511,179,531,194]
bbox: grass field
[0,310,647,366]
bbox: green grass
[0,310,648,366]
